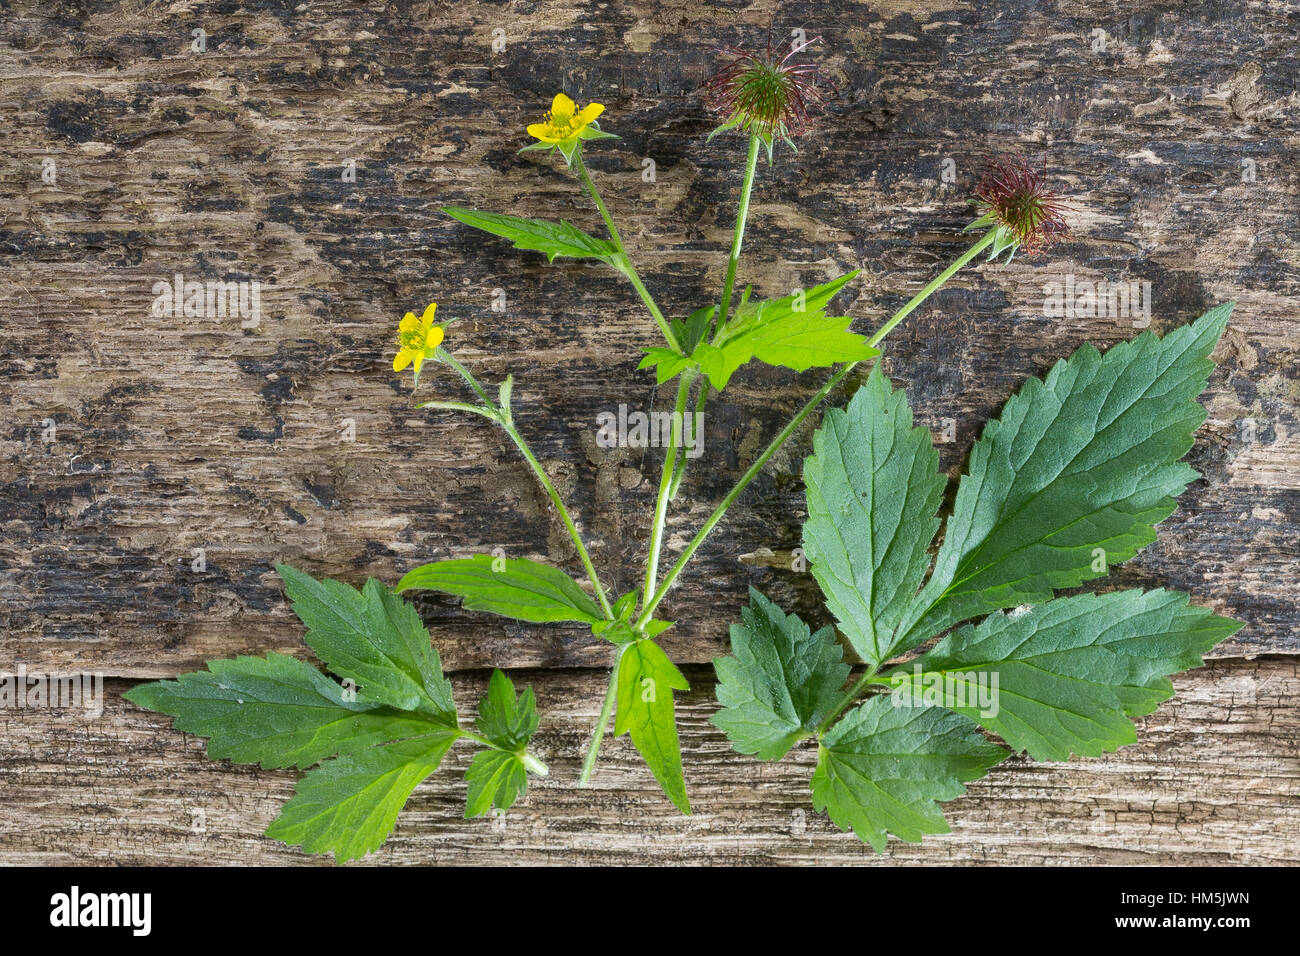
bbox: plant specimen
[126,40,1239,861]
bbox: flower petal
[394,350,412,372]
[528,122,559,142]
[411,353,425,376]
[550,92,575,121]
[399,313,418,333]
[427,325,445,350]
[577,103,605,125]
[421,302,437,326]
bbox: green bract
[714,304,1242,849]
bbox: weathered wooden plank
[2,0,1295,676]
[0,658,1295,865]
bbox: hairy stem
[574,151,681,354]
[634,228,999,627]
[643,372,696,602]
[439,352,615,620]
[716,135,762,332]
[578,642,629,786]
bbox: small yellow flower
[393,303,444,378]
[527,93,605,144]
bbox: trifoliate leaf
[712,589,850,760]
[265,734,458,863]
[902,303,1232,643]
[464,750,529,818]
[885,590,1242,761]
[812,696,1007,851]
[396,555,603,624]
[123,652,449,770]
[442,206,619,265]
[615,638,691,813]
[802,365,946,667]
[276,565,456,718]
[476,669,539,751]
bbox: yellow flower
[393,303,444,377]
[527,93,605,144]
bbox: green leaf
[276,565,455,718]
[476,669,539,751]
[802,365,946,667]
[638,346,697,384]
[442,206,619,265]
[462,669,541,818]
[712,588,850,760]
[885,589,1242,761]
[697,272,876,389]
[396,555,603,624]
[265,734,458,863]
[615,639,691,813]
[464,750,529,818]
[123,652,449,770]
[901,304,1232,642]
[812,696,1007,851]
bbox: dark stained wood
[1,0,1296,863]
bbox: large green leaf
[615,638,691,813]
[265,734,457,863]
[443,206,619,265]
[901,304,1232,643]
[886,589,1242,761]
[396,555,603,624]
[276,565,456,718]
[803,365,946,667]
[811,696,1007,851]
[122,652,449,770]
[712,588,850,760]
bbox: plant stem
[716,135,762,332]
[643,371,696,602]
[439,351,615,620]
[574,151,681,354]
[578,642,629,786]
[633,228,999,627]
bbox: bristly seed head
[704,36,832,153]
[972,155,1072,256]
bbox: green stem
[439,351,615,620]
[574,151,681,354]
[643,372,696,602]
[716,135,762,333]
[578,643,628,786]
[633,228,999,628]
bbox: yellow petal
[550,92,575,121]
[427,325,445,349]
[577,103,605,125]
[421,302,437,326]
[528,122,560,142]
[411,353,425,376]
[399,313,417,333]
[394,350,412,372]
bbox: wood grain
[1,659,1296,865]
[1,0,1296,864]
